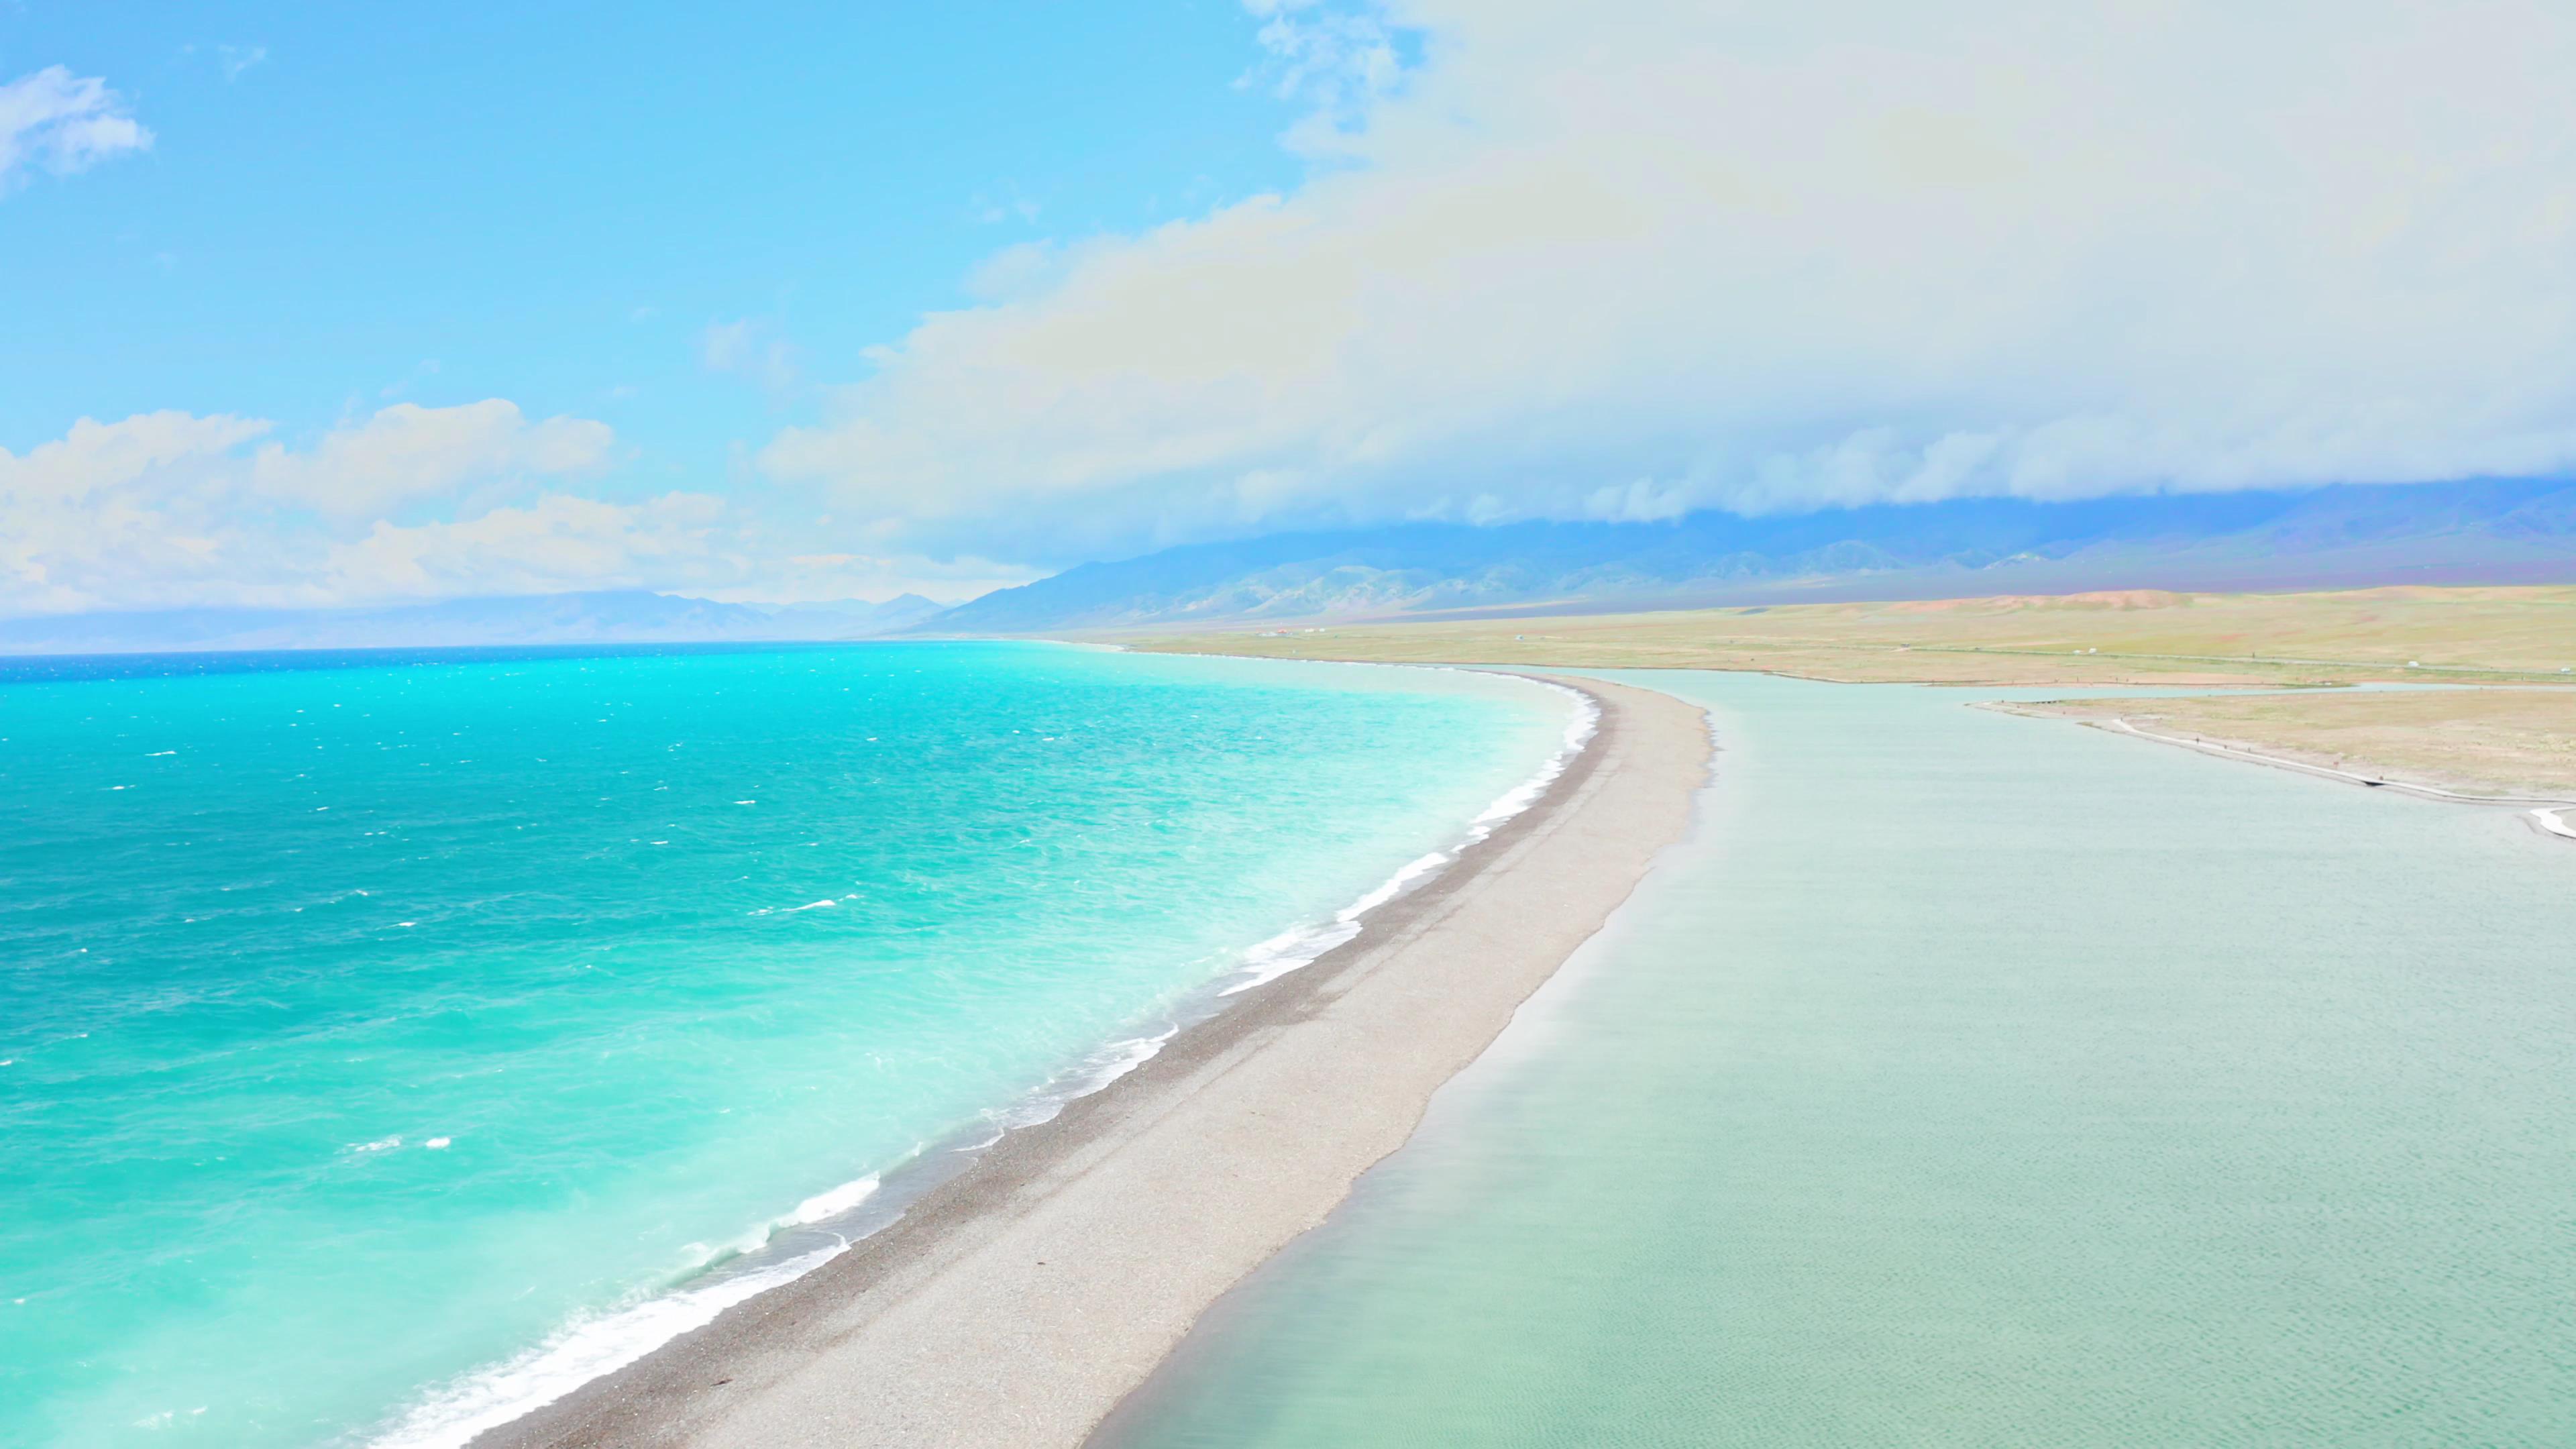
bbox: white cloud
[250,400,612,522]
[1,66,153,191]
[700,319,802,398]
[763,0,2576,563]
[0,411,272,506]
[970,182,1044,226]
[0,403,621,610]
[0,405,1010,613]
[323,492,726,600]
[1242,0,1404,150]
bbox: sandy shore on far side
[479,673,1710,1449]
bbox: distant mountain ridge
[926,479,2576,633]
[0,590,945,656]
[8,479,2570,655]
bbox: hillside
[927,480,2576,633]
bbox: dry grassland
[1122,586,2576,687]
[1119,585,2576,798]
[2003,690,2576,798]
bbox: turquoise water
[0,641,1568,1448]
[1107,672,2576,1448]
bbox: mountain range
[928,478,2576,632]
[3,478,2569,653]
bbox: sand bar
[479,674,1710,1448]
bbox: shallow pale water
[1106,671,2576,1448]
[0,641,1567,1448]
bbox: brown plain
[1119,584,2576,798]
[1118,584,2576,686]
[2004,690,2576,797]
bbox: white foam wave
[1219,676,1596,996]
[365,1242,845,1449]
[1340,851,1447,921]
[790,1175,879,1225]
[750,896,847,917]
[1467,680,1599,839]
[1218,919,1364,996]
[372,1159,898,1441]
[991,1026,1182,1130]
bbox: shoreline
[475,673,1710,1448]
[1982,704,2576,836]
[2093,714,2576,808]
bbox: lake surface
[1106,670,2576,1448]
[0,642,1568,1448]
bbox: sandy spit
[479,674,1711,1448]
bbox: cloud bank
[0,402,1034,616]
[763,0,2576,563]
[0,405,637,612]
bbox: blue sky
[3,2,1307,508]
[5,1,2574,612]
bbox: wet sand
[479,674,1709,1449]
